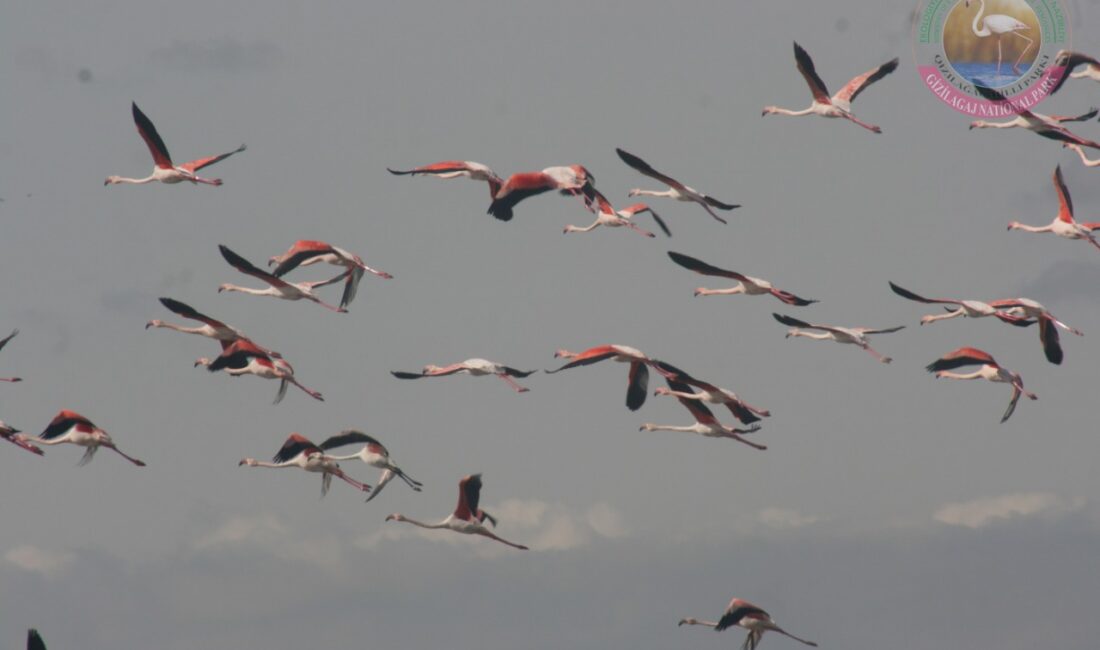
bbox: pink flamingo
[773,313,904,364]
[487,165,594,221]
[268,240,392,310]
[317,430,422,502]
[545,344,663,411]
[385,473,528,550]
[640,374,764,450]
[669,252,816,305]
[196,339,323,403]
[650,360,770,425]
[1007,166,1100,251]
[926,347,1037,423]
[1049,50,1100,95]
[564,185,670,237]
[388,160,503,197]
[14,410,145,466]
[888,282,1033,326]
[105,102,245,186]
[679,597,817,650]
[971,86,1100,149]
[616,148,739,223]
[239,433,371,496]
[763,42,898,134]
[392,358,536,393]
[218,245,350,312]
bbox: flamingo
[391,358,536,393]
[563,185,670,237]
[268,240,393,310]
[616,148,739,223]
[385,473,528,550]
[991,298,1083,365]
[763,42,898,134]
[0,329,22,382]
[668,252,817,306]
[317,430,422,502]
[1,420,43,456]
[773,313,904,364]
[545,344,664,411]
[679,598,817,650]
[217,245,350,312]
[487,165,594,221]
[640,376,764,450]
[926,347,1036,422]
[105,102,245,186]
[27,629,46,650]
[13,410,145,466]
[888,281,1034,326]
[387,160,503,198]
[970,86,1100,149]
[239,433,371,496]
[650,360,770,425]
[1049,50,1100,95]
[196,338,324,403]
[1063,143,1100,168]
[1007,166,1100,251]
[146,297,271,349]
[965,0,1033,76]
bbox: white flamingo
[668,251,817,305]
[640,374,765,451]
[239,433,371,496]
[218,245,350,312]
[1007,166,1100,252]
[679,597,817,650]
[14,410,145,466]
[385,474,528,550]
[650,360,771,426]
[388,160,503,198]
[196,339,324,403]
[545,344,664,411]
[970,86,1100,148]
[763,42,898,134]
[563,185,670,238]
[965,0,1034,76]
[392,358,536,393]
[318,430,422,502]
[773,313,904,364]
[268,240,392,310]
[616,148,739,223]
[105,102,245,186]
[926,347,1036,423]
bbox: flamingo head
[145,320,162,330]
[104,176,123,186]
[238,458,257,467]
[784,328,800,338]
[194,357,211,368]
[0,421,20,436]
[761,106,778,116]
[693,287,710,297]
[653,387,672,396]
[217,284,231,293]
[1006,221,1021,231]
[553,349,576,359]
[626,188,642,197]
[384,513,405,522]
[638,423,657,432]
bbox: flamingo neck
[971,0,991,36]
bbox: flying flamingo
[0,329,22,382]
[762,42,898,134]
[563,185,670,237]
[1007,166,1100,251]
[640,376,764,450]
[669,252,817,306]
[196,339,323,403]
[13,410,145,466]
[391,358,536,393]
[146,297,277,351]
[239,433,371,496]
[487,165,594,222]
[991,298,1083,365]
[1049,50,1100,95]
[385,473,528,550]
[965,0,1033,76]
[888,282,1033,326]
[650,360,770,425]
[616,148,739,223]
[268,240,393,310]
[27,629,46,650]
[105,102,245,186]
[926,347,1036,422]
[679,598,817,650]
[317,430,422,502]
[773,313,904,364]
[1,420,42,456]
[387,160,503,197]
[217,245,350,312]
[970,86,1100,149]
[545,344,664,411]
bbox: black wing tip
[487,204,514,221]
[387,167,410,175]
[390,370,425,379]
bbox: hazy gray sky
[2,1,1099,648]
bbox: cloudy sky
[2,1,1099,648]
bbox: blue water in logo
[951,61,1034,89]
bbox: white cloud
[933,493,1085,529]
[356,500,628,554]
[191,514,344,569]
[193,514,288,549]
[4,545,75,576]
[757,507,822,530]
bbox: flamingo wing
[1050,50,1100,95]
[1048,107,1098,123]
[621,203,671,237]
[219,245,293,289]
[545,345,619,373]
[769,288,818,306]
[1079,222,1100,231]
[665,377,719,425]
[793,42,831,103]
[701,195,741,211]
[391,370,428,379]
[0,328,17,352]
[834,57,899,104]
[626,361,650,411]
[501,366,537,378]
[273,433,320,463]
[975,84,1036,119]
[773,313,816,329]
[725,400,762,425]
[1052,165,1075,223]
[40,410,94,441]
[131,102,173,168]
[455,473,483,520]
[1002,385,1023,423]
[858,325,906,335]
[178,144,246,173]
[668,251,750,282]
[1039,313,1064,365]
[158,297,231,330]
[487,173,557,221]
[650,360,721,393]
[925,347,998,372]
[717,599,770,632]
[615,148,688,192]
[319,429,386,453]
[27,629,46,650]
[888,281,962,305]
[271,241,336,277]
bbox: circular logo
[914,0,1070,114]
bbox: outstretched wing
[319,429,385,452]
[27,629,46,650]
[219,245,292,288]
[1039,313,1063,365]
[158,297,231,330]
[131,102,173,168]
[668,251,750,282]
[1050,50,1100,95]
[925,347,997,373]
[1052,165,1075,223]
[615,148,687,191]
[834,57,899,104]
[888,281,960,305]
[545,345,619,373]
[273,433,320,463]
[179,144,246,173]
[0,328,17,352]
[793,42,831,103]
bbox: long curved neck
[153,322,207,335]
[937,370,985,380]
[396,516,448,529]
[769,106,815,116]
[696,286,743,296]
[109,175,157,185]
[789,330,832,340]
[323,452,361,461]
[631,188,675,198]
[1010,223,1052,233]
[244,459,296,468]
[644,423,700,433]
[222,285,276,296]
[971,0,990,36]
[680,619,719,628]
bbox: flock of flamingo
[11,21,1100,650]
